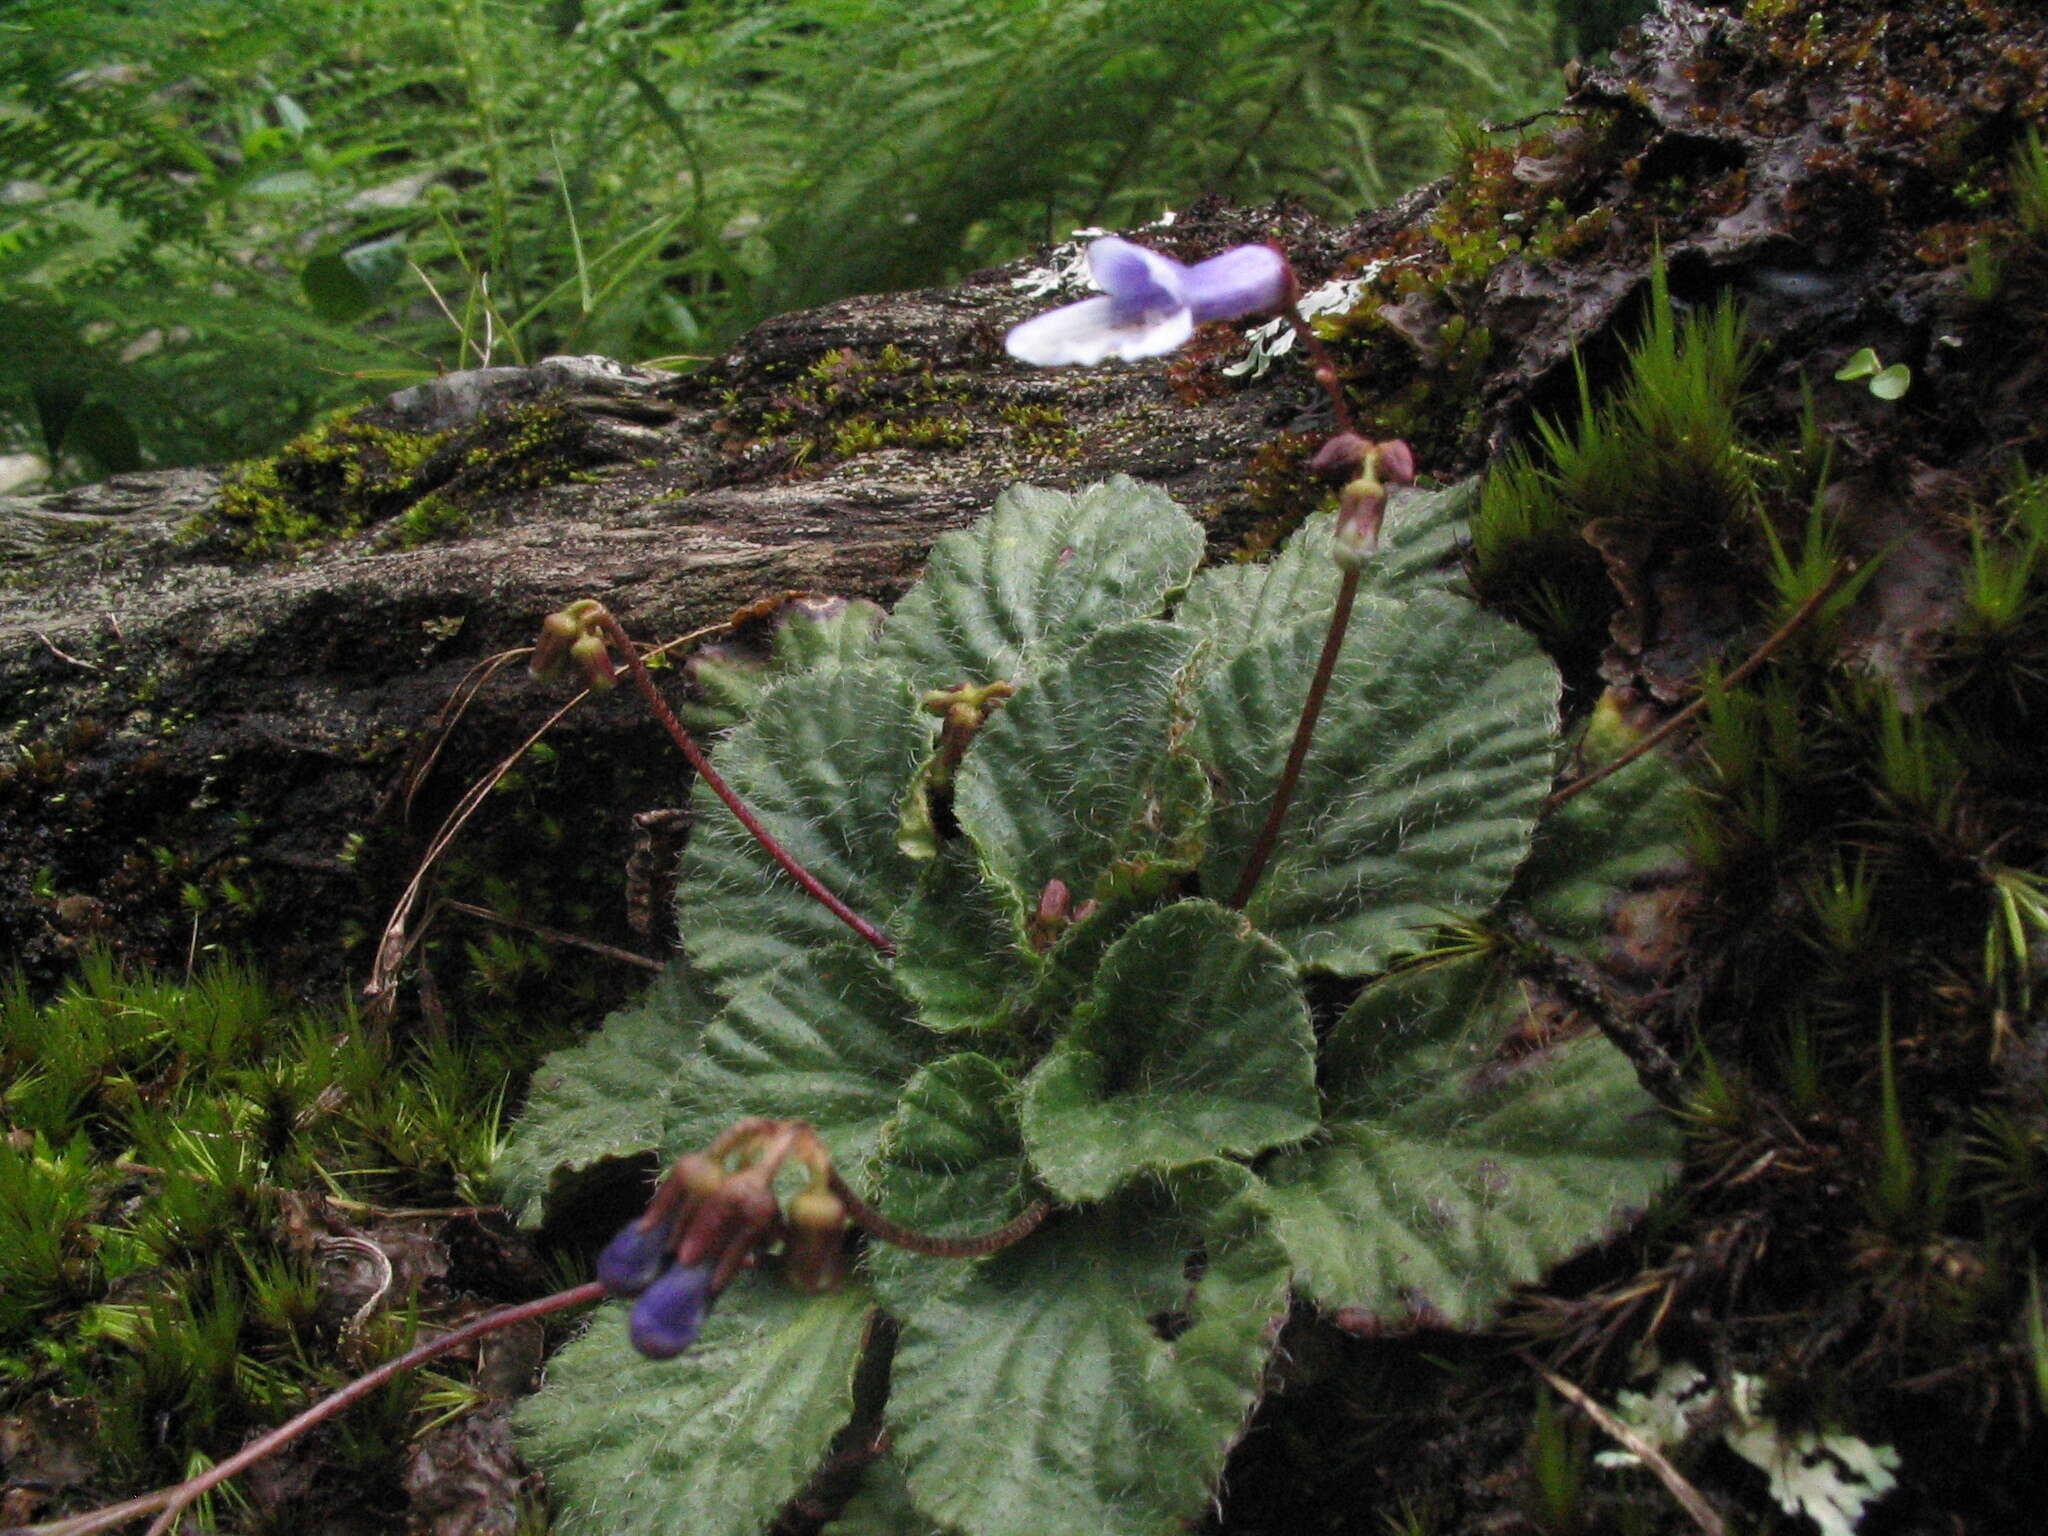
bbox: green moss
[1465,259,1789,666]
[203,411,451,559]
[1289,115,1645,467]
[385,491,472,547]
[993,401,1076,453]
[194,398,592,560]
[721,345,974,470]
[721,345,1077,472]
[0,950,569,1499]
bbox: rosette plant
[500,473,1684,1536]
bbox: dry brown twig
[1524,1356,1726,1536]
[364,619,727,1016]
[438,898,662,971]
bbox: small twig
[1546,564,1848,812]
[1524,1356,1726,1536]
[1499,913,1687,1111]
[1229,564,1362,910]
[33,630,100,672]
[828,1169,1051,1259]
[14,1283,605,1536]
[370,620,731,1014]
[367,689,585,1015]
[440,898,662,971]
[594,611,894,956]
[396,649,525,824]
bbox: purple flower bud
[1374,439,1417,485]
[1309,432,1373,480]
[628,1263,714,1359]
[1006,236,1293,367]
[596,1217,674,1297]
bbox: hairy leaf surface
[1192,588,1559,974]
[888,846,1040,1034]
[1261,954,1679,1327]
[674,661,929,997]
[1175,478,1476,643]
[891,1171,1287,1536]
[875,477,1203,687]
[496,963,716,1226]
[1019,902,1316,1200]
[681,596,887,734]
[954,621,1201,925]
[867,1052,1034,1312]
[519,1279,875,1536]
[1511,703,1692,960]
[679,945,940,1185]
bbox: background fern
[1,0,1644,481]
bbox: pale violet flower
[1008,210,1175,301]
[1005,236,1290,367]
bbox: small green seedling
[1834,347,1911,400]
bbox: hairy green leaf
[674,661,928,997]
[891,1170,1288,1536]
[875,478,1203,688]
[1192,588,1559,974]
[1175,479,1477,644]
[681,596,887,734]
[867,1052,1034,1312]
[1020,902,1317,1201]
[680,945,940,1184]
[1513,700,1692,960]
[888,846,1041,1035]
[1261,954,1679,1327]
[519,1278,876,1536]
[496,963,716,1227]
[954,621,1201,925]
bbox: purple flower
[629,1263,715,1359]
[596,1217,675,1298]
[1006,237,1291,366]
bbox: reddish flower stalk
[1228,410,1414,913]
[829,1167,1052,1258]
[1278,295,1360,439]
[585,608,894,955]
[14,1284,607,1536]
[1228,562,1364,912]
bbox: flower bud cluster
[530,598,619,692]
[594,1123,851,1358]
[1025,877,1099,953]
[921,679,1018,789]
